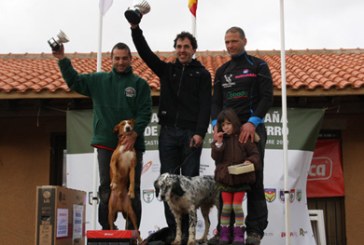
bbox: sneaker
[245,232,261,245]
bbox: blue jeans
[159,126,202,235]
[97,148,143,230]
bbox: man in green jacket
[52,42,152,230]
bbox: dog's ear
[171,179,185,197]
[113,123,120,134]
[130,119,136,127]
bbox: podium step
[87,230,138,245]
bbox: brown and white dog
[108,119,142,243]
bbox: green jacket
[59,58,152,151]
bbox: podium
[87,230,139,245]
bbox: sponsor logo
[265,188,276,203]
[222,74,235,88]
[263,232,274,237]
[289,189,295,203]
[125,87,136,97]
[281,231,298,238]
[142,189,154,203]
[226,90,248,100]
[142,160,153,175]
[280,228,308,238]
[308,157,333,181]
[296,189,302,202]
[299,228,308,236]
[279,189,297,203]
[231,69,257,79]
[279,189,285,202]
[224,74,233,83]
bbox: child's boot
[232,226,245,245]
[218,226,230,245]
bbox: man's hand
[52,44,65,60]
[190,134,203,148]
[120,131,137,151]
[239,122,256,143]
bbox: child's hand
[213,130,224,144]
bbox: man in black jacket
[127,20,212,243]
[210,26,273,245]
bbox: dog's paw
[171,240,181,245]
[110,183,117,190]
[187,239,196,245]
[196,238,207,244]
[128,191,135,199]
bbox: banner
[307,139,345,197]
[66,107,324,244]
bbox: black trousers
[159,126,202,237]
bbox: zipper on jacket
[174,65,185,126]
[233,135,236,163]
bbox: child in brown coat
[211,108,260,245]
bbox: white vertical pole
[279,0,290,244]
[90,7,104,231]
[97,10,103,73]
[191,15,196,37]
[191,15,197,60]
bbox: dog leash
[170,145,199,175]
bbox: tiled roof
[1,49,363,99]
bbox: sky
[0,0,363,54]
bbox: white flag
[99,0,113,16]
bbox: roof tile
[1,49,364,97]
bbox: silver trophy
[124,0,151,25]
[47,30,69,51]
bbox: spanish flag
[188,0,198,17]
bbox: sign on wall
[66,107,324,244]
[307,139,345,197]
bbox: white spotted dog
[154,173,218,245]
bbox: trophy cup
[47,30,69,51]
[124,0,151,25]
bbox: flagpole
[279,0,290,244]
[90,4,105,231]
[97,8,103,72]
[191,15,196,37]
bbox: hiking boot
[219,226,230,245]
[245,232,261,245]
[232,226,245,245]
